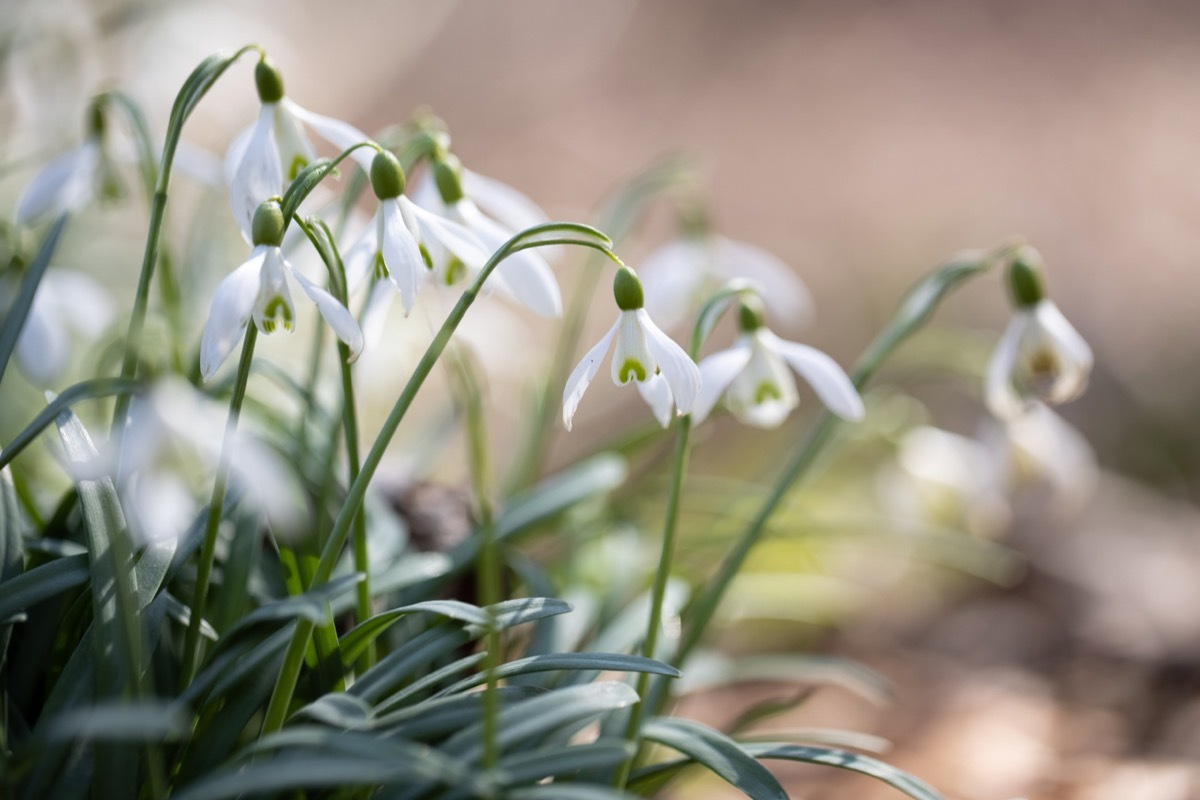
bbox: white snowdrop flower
[691,298,863,428]
[14,101,121,227]
[411,152,561,318]
[640,232,814,330]
[985,247,1093,420]
[225,58,374,242]
[562,266,700,431]
[200,199,362,381]
[994,402,1098,513]
[0,268,114,386]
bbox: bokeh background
[3,1,1200,797]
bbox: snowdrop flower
[200,198,363,380]
[985,247,1092,419]
[692,297,864,427]
[993,402,1098,513]
[412,151,561,318]
[640,229,813,329]
[0,268,114,385]
[14,100,122,226]
[563,266,700,431]
[225,58,374,241]
[343,149,491,338]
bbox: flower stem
[181,325,258,687]
[614,414,692,790]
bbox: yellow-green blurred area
[3,1,1200,797]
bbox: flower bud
[1006,246,1046,309]
[86,98,106,140]
[255,58,285,104]
[736,296,766,332]
[370,150,406,200]
[252,198,286,247]
[613,266,644,311]
[432,153,465,205]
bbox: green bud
[1007,246,1046,308]
[85,99,106,139]
[370,150,406,199]
[736,297,766,332]
[252,198,286,247]
[432,154,465,205]
[613,266,644,311]
[255,58,285,104]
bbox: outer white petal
[562,319,619,431]
[640,239,708,329]
[230,105,283,242]
[692,341,755,424]
[458,201,562,317]
[41,269,115,337]
[272,102,316,181]
[360,278,396,350]
[342,215,380,293]
[15,291,68,386]
[15,141,99,226]
[401,196,490,273]
[985,312,1029,419]
[223,124,254,186]
[1030,300,1093,403]
[714,236,814,327]
[282,97,374,173]
[636,372,675,428]
[200,248,268,381]
[462,168,550,232]
[291,267,364,362]
[410,169,448,215]
[635,309,701,414]
[380,198,427,316]
[762,331,865,421]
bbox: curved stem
[181,325,258,686]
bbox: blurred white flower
[225,59,373,242]
[1,268,114,386]
[691,301,863,427]
[995,402,1098,513]
[411,154,561,318]
[640,234,813,329]
[200,200,363,380]
[985,298,1093,420]
[563,267,699,431]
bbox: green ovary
[618,359,647,384]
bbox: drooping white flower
[985,248,1092,419]
[691,299,863,427]
[225,58,374,242]
[640,233,814,330]
[200,199,363,381]
[411,153,561,318]
[0,268,114,386]
[563,266,700,431]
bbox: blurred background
[3,0,1200,797]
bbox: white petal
[692,341,755,424]
[381,198,427,316]
[291,268,364,362]
[1030,300,1093,403]
[562,319,619,431]
[401,197,490,274]
[410,169,447,215]
[985,313,1029,419]
[341,216,380,293]
[283,97,374,173]
[40,269,114,337]
[360,278,396,350]
[200,248,267,381]
[229,105,283,242]
[458,202,561,317]
[714,236,814,327]
[15,290,68,386]
[223,124,254,186]
[636,372,675,428]
[16,141,99,226]
[272,102,316,182]
[636,309,701,414]
[639,239,708,329]
[763,331,864,421]
[462,168,550,233]
[611,311,655,385]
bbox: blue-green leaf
[436,652,679,697]
[639,717,787,800]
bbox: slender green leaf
[43,702,186,743]
[639,717,787,800]
[214,572,363,650]
[742,743,943,800]
[436,652,680,697]
[497,454,627,540]
[0,553,89,623]
[0,463,21,580]
[493,740,635,787]
[0,378,141,472]
[377,686,544,740]
[505,786,642,800]
[373,653,486,715]
[347,626,472,706]
[0,215,66,387]
[293,692,373,728]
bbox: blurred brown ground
[5,1,1200,797]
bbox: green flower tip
[1007,245,1046,308]
[432,154,465,205]
[613,266,644,311]
[370,150,406,200]
[252,198,286,247]
[255,58,285,104]
[736,297,766,332]
[85,98,106,139]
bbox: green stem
[181,325,258,687]
[614,415,692,790]
[260,223,611,737]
